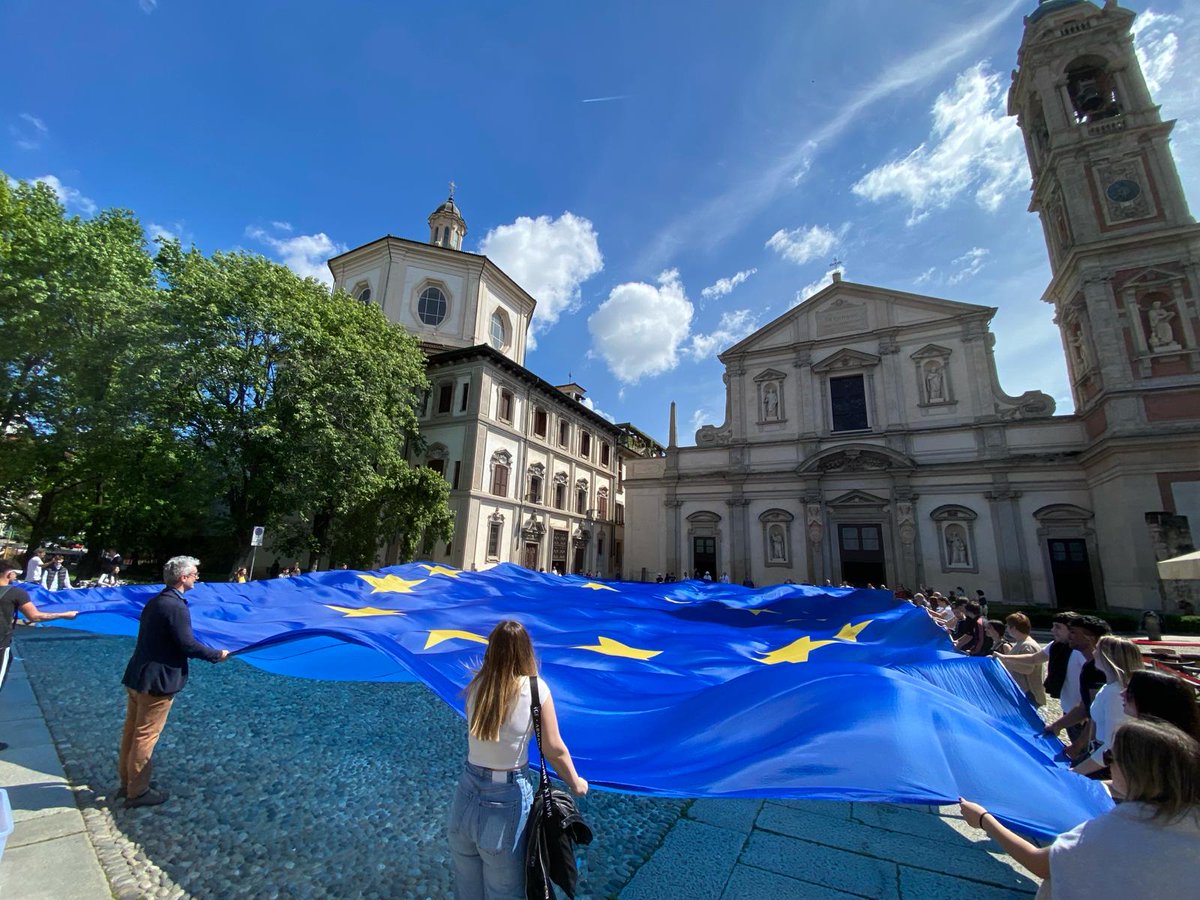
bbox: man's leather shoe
[124,787,169,808]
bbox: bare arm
[1045,702,1089,734]
[538,693,588,796]
[18,601,78,623]
[959,799,1051,879]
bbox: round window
[490,310,507,349]
[418,286,448,326]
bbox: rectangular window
[438,383,453,414]
[491,465,509,497]
[554,482,566,510]
[615,502,625,525]
[533,408,548,438]
[452,460,461,490]
[460,382,470,412]
[428,459,446,478]
[576,489,587,515]
[580,432,591,458]
[486,521,501,559]
[528,475,543,504]
[600,443,610,467]
[598,495,608,520]
[558,420,570,448]
[499,389,513,423]
[830,374,869,432]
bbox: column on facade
[802,486,825,585]
[725,493,750,584]
[892,477,920,591]
[986,480,1033,604]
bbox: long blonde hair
[466,620,538,742]
[1113,717,1200,822]
[1095,635,1145,688]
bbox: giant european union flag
[31,563,1112,839]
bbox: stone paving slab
[739,830,900,898]
[688,798,763,833]
[722,864,863,899]
[898,866,1039,900]
[0,656,111,900]
[619,818,747,900]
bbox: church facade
[327,195,663,575]
[623,0,1200,612]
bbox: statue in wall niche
[763,383,780,420]
[1067,324,1092,374]
[924,363,946,402]
[1147,301,1181,351]
[946,527,969,567]
[769,525,786,561]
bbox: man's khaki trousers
[118,687,174,798]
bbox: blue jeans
[448,763,534,900]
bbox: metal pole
[248,545,258,581]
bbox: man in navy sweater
[118,555,229,808]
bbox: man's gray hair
[163,556,200,585]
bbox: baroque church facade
[327,196,663,576]
[623,0,1200,612]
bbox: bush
[988,604,1172,634]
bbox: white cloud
[588,269,693,384]
[580,396,616,423]
[33,175,96,215]
[947,246,989,284]
[793,265,846,307]
[479,213,603,343]
[271,220,293,233]
[765,224,844,265]
[637,0,1024,269]
[689,406,715,436]
[245,225,346,285]
[146,221,183,244]
[139,0,158,13]
[852,62,1025,224]
[688,309,759,360]
[700,268,757,300]
[11,113,48,150]
[1133,10,1181,95]
[914,266,937,286]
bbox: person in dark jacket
[118,555,228,808]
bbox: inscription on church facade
[816,301,868,336]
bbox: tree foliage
[0,173,450,572]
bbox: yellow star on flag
[324,605,405,618]
[835,619,873,642]
[757,634,837,665]
[424,629,490,649]
[359,573,426,594]
[575,636,663,661]
[579,582,617,591]
[419,565,462,578]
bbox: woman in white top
[1072,635,1143,776]
[960,717,1200,899]
[447,619,587,900]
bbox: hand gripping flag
[32,563,1112,839]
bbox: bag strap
[529,676,553,807]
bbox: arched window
[352,282,372,304]
[418,286,448,326]
[1066,56,1121,123]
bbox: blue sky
[4,0,1198,444]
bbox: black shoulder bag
[525,675,593,900]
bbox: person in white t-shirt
[1072,635,1144,776]
[960,717,1200,899]
[23,548,45,584]
[447,620,587,900]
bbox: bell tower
[1010,0,1200,610]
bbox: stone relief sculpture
[805,503,824,545]
[1147,300,1181,351]
[1067,322,1093,374]
[895,501,916,545]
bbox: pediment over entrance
[797,443,917,475]
[812,348,881,373]
[827,490,889,508]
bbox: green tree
[0,175,159,558]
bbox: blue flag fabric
[29,563,1112,839]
